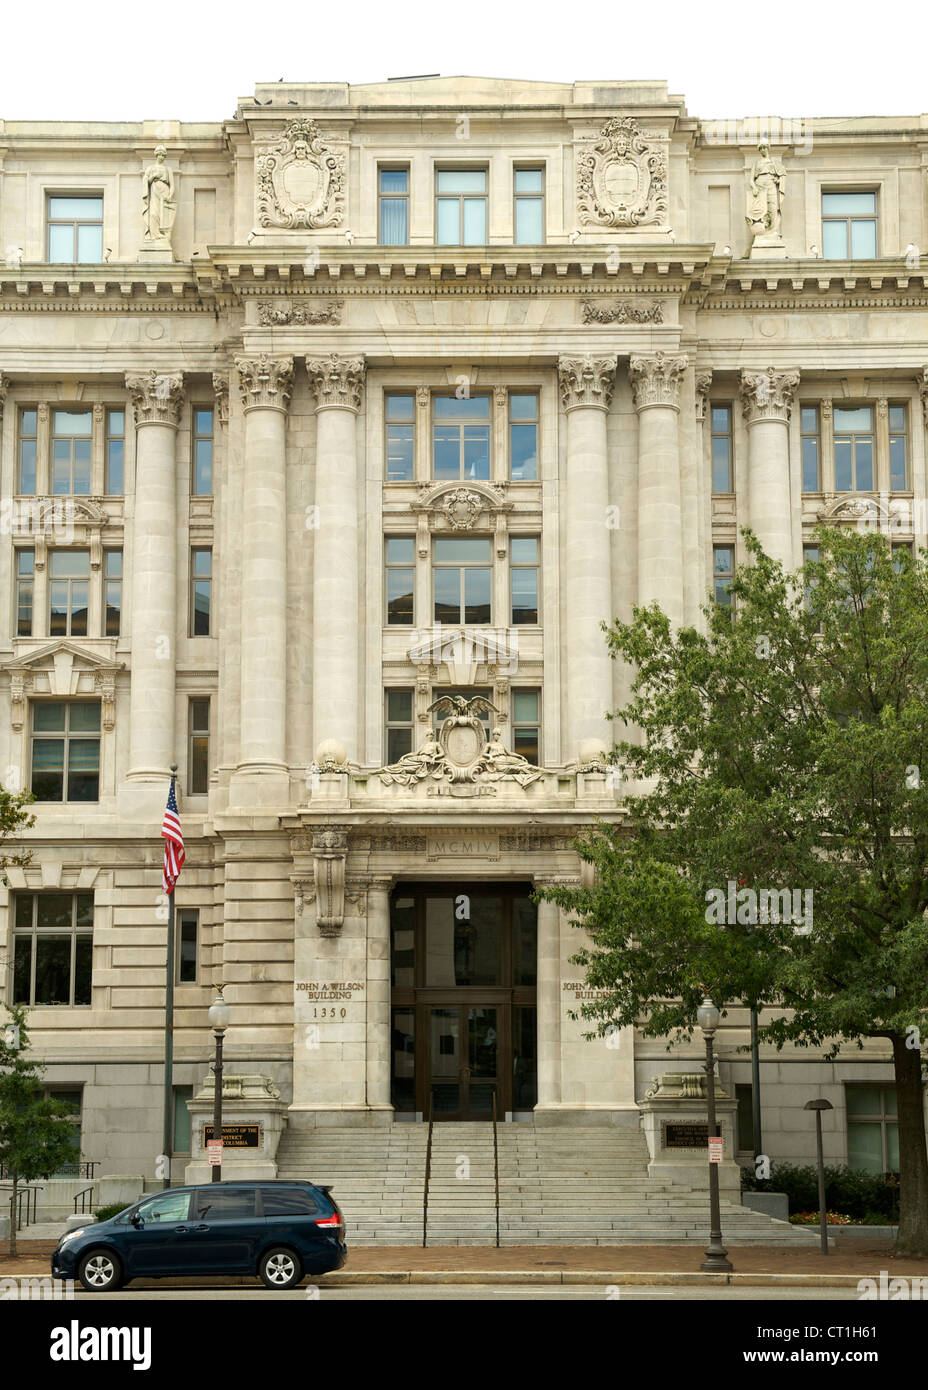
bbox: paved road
[67,1283,864,1301]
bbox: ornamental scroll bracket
[312,827,349,936]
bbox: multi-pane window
[16,550,34,636]
[892,543,912,573]
[385,688,415,763]
[31,702,101,802]
[802,545,820,612]
[51,410,92,495]
[433,537,492,625]
[834,406,874,492]
[713,544,734,608]
[385,537,415,626]
[511,688,541,765]
[105,409,125,495]
[49,551,90,637]
[190,549,212,636]
[711,405,733,493]
[44,1088,82,1171]
[178,909,199,984]
[13,892,93,1007]
[509,393,538,481]
[47,194,103,263]
[188,698,210,795]
[433,394,490,480]
[514,167,544,244]
[104,550,122,637]
[821,191,877,260]
[510,537,539,625]
[385,393,415,481]
[379,168,409,246]
[18,409,37,494]
[889,405,908,491]
[801,406,821,492]
[192,408,213,495]
[846,1085,898,1175]
[436,169,487,245]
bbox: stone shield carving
[576,116,668,228]
[256,120,345,230]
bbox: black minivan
[51,1181,346,1291]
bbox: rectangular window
[385,537,415,626]
[713,544,734,609]
[432,394,490,480]
[833,406,874,492]
[711,405,733,494]
[510,536,539,625]
[436,168,487,245]
[49,551,90,637]
[16,550,34,637]
[509,393,538,481]
[379,167,409,246]
[31,701,101,802]
[173,1086,194,1152]
[889,405,908,491]
[803,544,820,609]
[104,550,122,637]
[821,191,877,260]
[188,698,210,795]
[51,410,92,496]
[44,1088,83,1171]
[12,892,94,1007]
[511,688,541,765]
[892,542,912,573]
[385,688,415,764]
[192,408,213,496]
[801,405,821,493]
[18,409,37,495]
[433,537,492,625]
[105,409,125,495]
[514,166,544,244]
[846,1084,898,1175]
[47,194,104,263]
[736,1084,755,1152]
[190,549,212,636]
[385,393,415,482]
[177,910,199,984]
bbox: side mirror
[130,1213,143,1229]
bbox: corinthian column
[558,354,617,764]
[307,354,366,764]
[232,355,293,802]
[125,371,184,791]
[629,352,688,627]
[740,368,800,569]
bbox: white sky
[3,0,925,123]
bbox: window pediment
[3,641,123,730]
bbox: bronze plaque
[663,1122,709,1149]
[203,1124,262,1149]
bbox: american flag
[161,778,185,895]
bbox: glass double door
[426,1002,503,1120]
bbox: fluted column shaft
[741,368,800,569]
[630,353,687,627]
[308,354,366,763]
[558,355,617,762]
[366,879,393,1111]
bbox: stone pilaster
[307,354,366,764]
[557,354,616,763]
[740,368,799,569]
[533,886,562,1110]
[366,878,394,1112]
[630,352,687,626]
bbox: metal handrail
[422,1089,434,1248]
[73,1186,95,1215]
[492,1090,500,1249]
[2,1184,42,1231]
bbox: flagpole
[161,765,178,1190]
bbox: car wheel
[77,1249,124,1293]
[259,1246,302,1290]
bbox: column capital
[125,370,185,428]
[306,353,366,412]
[235,355,294,413]
[740,367,800,425]
[628,352,688,412]
[558,354,617,412]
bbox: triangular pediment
[2,640,123,674]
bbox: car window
[195,1188,257,1220]
[260,1187,319,1217]
[134,1191,191,1224]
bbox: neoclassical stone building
[0,77,925,1187]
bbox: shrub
[742,1162,899,1221]
[92,1202,131,1223]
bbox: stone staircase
[275,1120,817,1246]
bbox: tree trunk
[891,1034,928,1257]
[9,1170,17,1260]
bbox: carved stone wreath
[576,116,668,228]
[255,120,345,230]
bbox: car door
[121,1190,194,1276]
[186,1186,263,1274]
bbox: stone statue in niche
[746,142,786,246]
[141,146,177,245]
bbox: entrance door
[427,1004,502,1120]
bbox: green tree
[541,527,928,1256]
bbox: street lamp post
[697,997,733,1273]
[208,991,230,1183]
[804,1098,834,1255]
